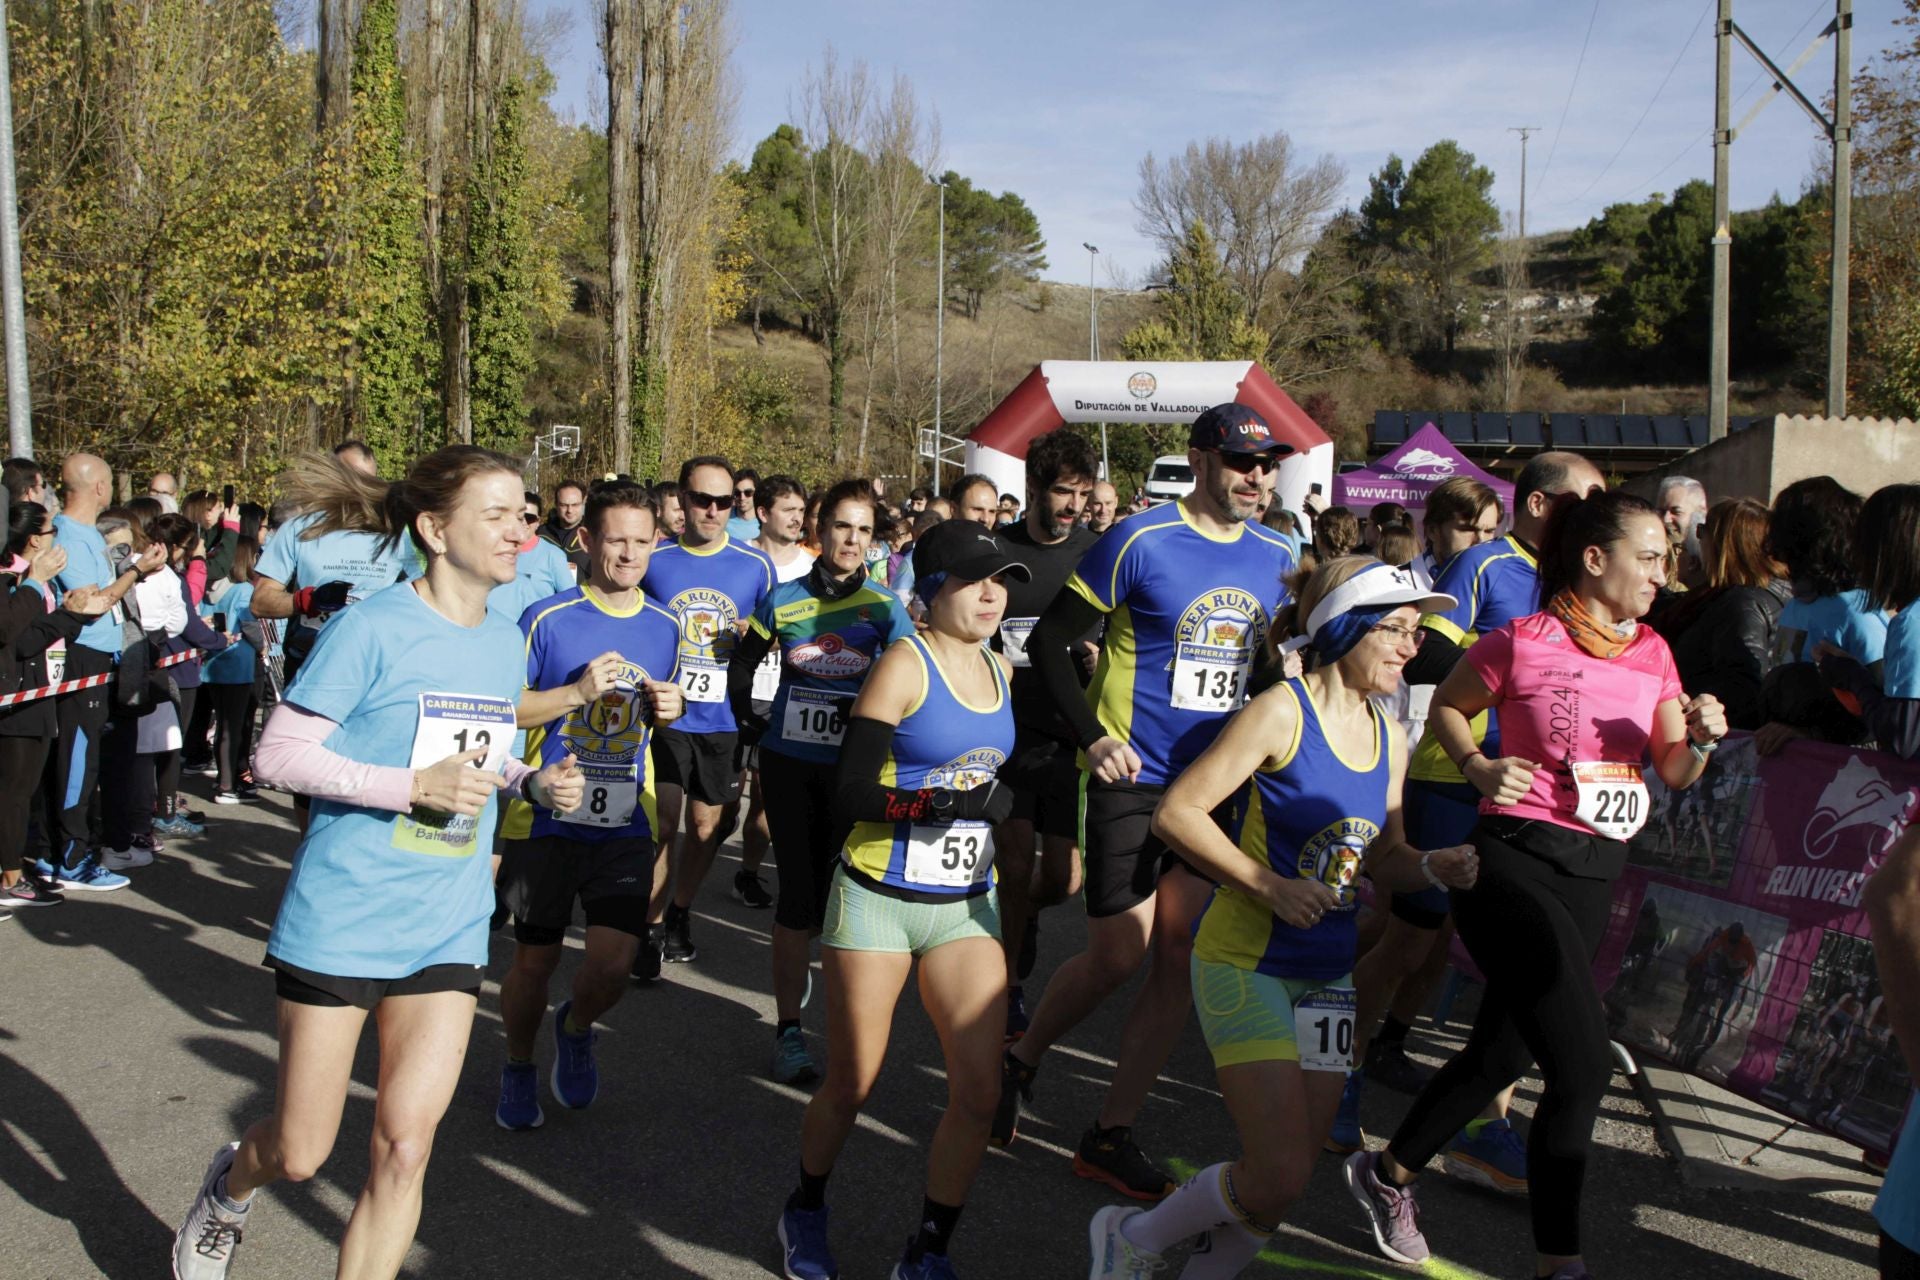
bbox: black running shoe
[731,868,773,909]
[632,925,664,982]
[989,1049,1037,1148]
[662,909,698,963]
[1073,1125,1175,1202]
[1365,1040,1435,1095]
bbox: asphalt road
[0,782,1887,1279]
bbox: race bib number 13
[394,691,516,857]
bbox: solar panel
[1441,412,1475,442]
[1652,415,1690,447]
[1475,413,1512,444]
[1511,413,1545,446]
[1619,415,1656,446]
[1372,411,1408,446]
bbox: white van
[1142,454,1194,505]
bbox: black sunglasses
[1216,452,1277,475]
[687,491,731,510]
[523,513,541,524]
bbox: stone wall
[1622,415,1920,504]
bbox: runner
[995,403,1298,1202]
[494,481,685,1129]
[1087,557,1478,1280]
[735,475,816,912]
[731,477,914,1085]
[948,473,1000,528]
[1342,489,1726,1279]
[775,519,1022,1280]
[1340,451,1602,1188]
[640,455,775,969]
[170,445,586,1280]
[991,428,1099,1041]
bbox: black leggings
[1888,1232,1920,1280]
[1385,818,1617,1258]
[153,686,197,816]
[0,734,51,874]
[207,682,256,792]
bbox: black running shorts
[651,726,743,807]
[497,834,657,945]
[1001,731,1081,841]
[268,958,483,1010]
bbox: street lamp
[1084,242,1105,478]
[1082,242,1099,359]
[933,175,950,490]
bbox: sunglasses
[686,491,732,510]
[523,513,541,524]
[1216,452,1277,475]
[734,487,755,498]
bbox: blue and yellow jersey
[642,534,776,735]
[502,586,682,844]
[1408,534,1539,784]
[752,576,916,765]
[1065,500,1296,786]
[1194,678,1389,982]
[841,635,1015,899]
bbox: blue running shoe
[1325,1070,1364,1154]
[495,1061,544,1130]
[772,1025,819,1085]
[551,1000,599,1109]
[1445,1116,1528,1194]
[55,852,130,893]
[777,1203,838,1280]
[890,1243,959,1280]
[153,813,205,837]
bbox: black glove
[296,580,353,618]
[736,709,770,748]
[952,779,1014,825]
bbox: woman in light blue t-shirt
[171,447,586,1280]
[1821,484,1920,761]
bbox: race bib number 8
[1170,643,1250,712]
[1571,761,1650,841]
[566,769,638,830]
[904,820,995,889]
[679,659,725,703]
[394,691,516,856]
[1293,986,1357,1072]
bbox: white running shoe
[173,1142,249,1280]
[1087,1204,1166,1278]
[101,844,155,871]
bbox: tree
[793,49,874,465]
[1121,220,1269,363]
[940,173,1046,319]
[1850,0,1920,417]
[1358,141,1500,355]
[1135,133,1344,327]
[740,125,814,339]
[467,75,536,450]
[604,0,636,470]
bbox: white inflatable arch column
[961,360,1334,516]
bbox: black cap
[912,520,1033,584]
[1187,403,1290,455]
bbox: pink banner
[1598,734,1915,1152]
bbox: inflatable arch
[961,361,1334,517]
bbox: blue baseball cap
[1188,403,1290,455]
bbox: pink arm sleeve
[254,704,536,812]
[186,558,208,607]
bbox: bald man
[1086,480,1119,534]
[332,439,379,478]
[146,472,180,513]
[38,455,163,891]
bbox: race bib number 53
[394,691,516,857]
[904,821,995,889]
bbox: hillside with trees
[8,0,1916,496]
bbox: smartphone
[1310,482,1324,496]
[222,484,235,508]
[211,612,227,632]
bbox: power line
[1530,0,1604,200]
[1557,0,1714,208]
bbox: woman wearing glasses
[1087,556,1478,1280]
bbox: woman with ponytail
[1340,491,1727,1280]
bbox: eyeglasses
[523,513,541,524]
[734,487,755,499]
[1370,622,1427,649]
[686,491,732,510]
[1216,452,1277,475]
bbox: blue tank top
[842,635,1014,900]
[1193,678,1390,981]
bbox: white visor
[1277,563,1458,655]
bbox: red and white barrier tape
[0,648,202,709]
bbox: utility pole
[0,13,30,458]
[1828,0,1851,418]
[1710,0,1732,440]
[1083,243,1100,358]
[1508,126,1539,239]
[933,177,948,491]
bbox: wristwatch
[928,789,957,822]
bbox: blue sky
[527,0,1901,283]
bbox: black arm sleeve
[727,625,775,740]
[1030,589,1110,751]
[2,586,85,660]
[1401,627,1467,687]
[835,715,941,826]
[1825,655,1920,761]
